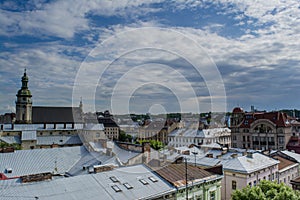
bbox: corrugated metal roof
[0,146,90,178]
[0,165,175,200]
[21,130,37,141]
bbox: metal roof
[111,142,140,165]
[1,123,84,131]
[281,150,300,163]
[0,136,21,144]
[222,152,279,173]
[0,146,92,178]
[36,135,82,145]
[0,165,175,200]
[83,123,105,131]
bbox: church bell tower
[15,69,32,124]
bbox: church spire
[21,68,29,89]
[16,69,32,124]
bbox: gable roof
[32,106,83,123]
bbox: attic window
[123,183,133,189]
[139,179,149,185]
[111,185,122,192]
[110,176,119,183]
[148,176,158,183]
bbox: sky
[0,0,300,115]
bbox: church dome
[17,88,32,96]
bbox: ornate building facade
[230,107,298,150]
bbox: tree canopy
[231,180,300,200]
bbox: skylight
[148,176,158,183]
[109,176,119,183]
[111,185,122,192]
[123,183,133,189]
[139,179,149,185]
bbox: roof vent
[5,168,12,173]
[111,185,122,192]
[231,154,238,158]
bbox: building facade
[230,107,296,150]
[168,128,231,148]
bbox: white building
[168,128,231,148]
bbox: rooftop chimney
[231,153,238,158]
[206,153,213,158]
[246,152,253,158]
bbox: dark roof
[98,117,119,128]
[155,163,215,187]
[32,106,83,123]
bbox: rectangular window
[210,191,216,200]
[232,180,237,190]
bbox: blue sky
[0,0,300,114]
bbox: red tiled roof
[238,111,293,128]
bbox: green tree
[118,130,133,142]
[231,180,300,200]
